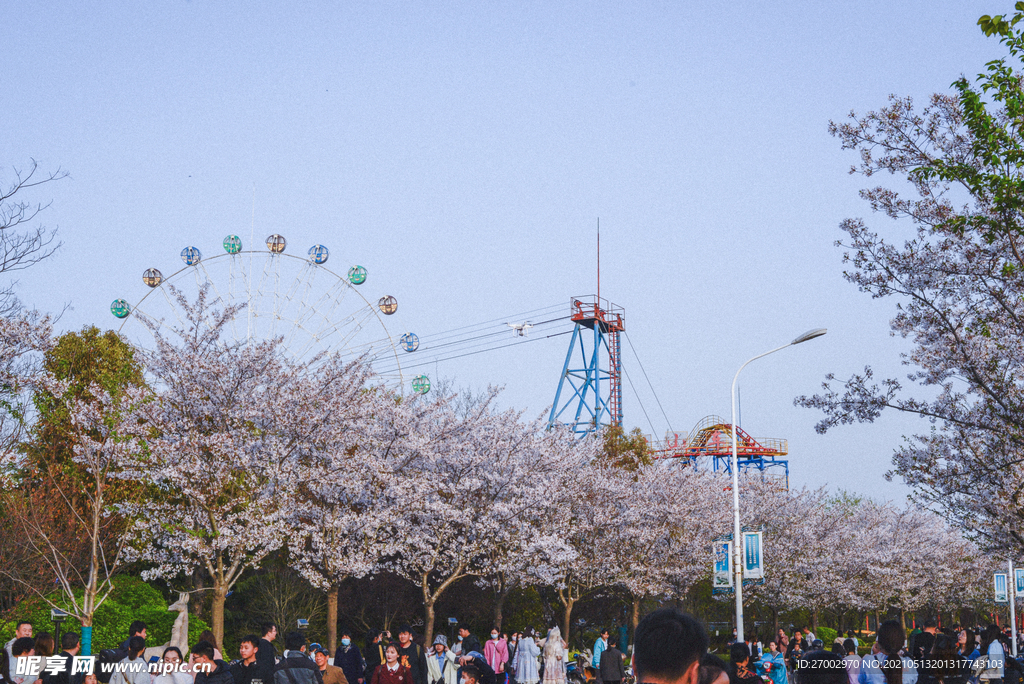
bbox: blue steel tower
[548,295,624,436]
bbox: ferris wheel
[110,233,431,394]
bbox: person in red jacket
[372,645,411,684]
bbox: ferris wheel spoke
[244,251,255,344]
[305,295,370,345]
[342,332,396,358]
[286,266,323,342]
[252,259,276,344]
[282,318,321,362]
[269,255,283,342]
[292,305,370,361]
[197,262,226,310]
[322,306,379,356]
[252,251,275,344]
[314,286,359,342]
[282,304,318,358]
[159,285,191,334]
[226,255,244,347]
[297,270,352,334]
[282,261,312,311]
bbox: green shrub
[0,577,209,652]
[816,627,837,644]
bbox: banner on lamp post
[742,531,764,580]
[1014,568,1024,597]
[712,538,733,594]
[996,572,1010,605]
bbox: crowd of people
[722,618,1023,684]
[0,620,631,684]
[5,611,1023,684]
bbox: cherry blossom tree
[477,522,568,632]
[850,501,987,626]
[113,286,374,646]
[287,384,399,652]
[605,464,729,634]
[736,484,827,628]
[796,8,1024,557]
[379,390,590,645]
[527,451,625,643]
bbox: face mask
[342,639,351,647]
[492,635,499,640]
[457,636,463,641]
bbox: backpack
[96,649,129,684]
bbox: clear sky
[2,1,1005,502]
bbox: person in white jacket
[110,637,153,684]
[425,636,458,684]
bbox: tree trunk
[812,609,818,631]
[494,589,510,632]
[212,585,227,649]
[420,567,467,647]
[424,599,437,647]
[900,608,906,632]
[81,580,97,656]
[81,615,94,657]
[422,572,437,647]
[772,608,779,636]
[193,570,207,622]
[562,597,575,644]
[631,597,641,639]
[327,584,339,653]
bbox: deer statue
[143,592,190,661]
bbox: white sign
[742,531,764,580]
[713,541,733,589]
[996,572,1010,604]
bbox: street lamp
[731,328,826,641]
[51,609,69,648]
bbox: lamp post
[51,609,68,649]
[1011,559,1018,657]
[731,328,826,641]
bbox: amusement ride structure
[649,418,790,487]
[541,294,790,484]
[107,226,793,485]
[548,295,625,436]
